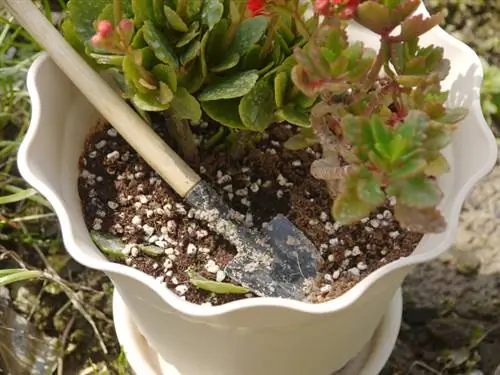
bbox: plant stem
[366,38,389,87]
[166,113,199,165]
[113,0,121,26]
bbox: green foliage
[292,0,469,234]
[63,0,318,133]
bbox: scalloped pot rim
[19,6,497,318]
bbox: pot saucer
[113,289,402,375]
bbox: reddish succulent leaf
[397,13,445,42]
[394,204,447,233]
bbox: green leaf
[201,0,224,30]
[277,105,310,127]
[0,189,37,205]
[188,270,249,294]
[178,58,205,93]
[0,270,43,286]
[210,53,240,72]
[333,190,374,225]
[227,16,269,56]
[239,79,275,131]
[132,82,173,111]
[143,21,179,68]
[198,70,259,101]
[61,18,100,70]
[137,244,164,256]
[152,63,177,92]
[186,0,203,21]
[153,0,167,24]
[357,174,385,205]
[274,71,289,108]
[438,107,469,124]
[67,0,132,41]
[171,87,202,121]
[284,127,317,150]
[394,176,442,209]
[370,116,391,147]
[241,45,263,70]
[176,21,201,47]
[205,19,229,64]
[90,54,124,66]
[425,153,450,177]
[390,158,427,179]
[180,40,201,66]
[132,0,155,26]
[202,99,246,129]
[90,231,126,259]
[355,1,393,34]
[164,4,189,32]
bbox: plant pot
[18,4,497,374]
[112,287,403,375]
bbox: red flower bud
[90,34,106,48]
[97,20,113,38]
[119,19,134,33]
[247,0,266,17]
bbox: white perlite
[186,243,197,255]
[142,224,155,237]
[352,246,362,256]
[216,270,226,282]
[106,150,120,161]
[131,215,142,225]
[175,285,188,296]
[205,260,220,273]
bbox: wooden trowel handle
[3,0,201,198]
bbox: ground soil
[77,118,422,306]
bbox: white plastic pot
[18,4,497,375]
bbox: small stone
[235,188,248,196]
[389,231,400,239]
[325,222,335,234]
[348,268,360,277]
[365,227,374,233]
[148,235,159,243]
[370,219,380,228]
[125,258,133,265]
[324,274,333,282]
[217,174,232,185]
[196,229,208,239]
[107,128,118,137]
[89,151,97,158]
[223,185,233,192]
[389,196,397,206]
[216,270,226,282]
[329,238,339,246]
[357,262,368,271]
[383,210,392,219]
[277,174,287,186]
[292,160,302,167]
[134,202,142,209]
[146,209,154,218]
[132,215,142,225]
[309,219,319,226]
[106,150,120,161]
[276,190,284,198]
[121,246,131,256]
[96,210,106,218]
[153,263,159,270]
[241,198,251,206]
[95,140,107,149]
[248,183,259,193]
[131,247,139,257]
[142,224,155,237]
[138,195,148,204]
[320,285,332,293]
[267,148,277,155]
[344,250,352,258]
[320,212,328,222]
[171,277,179,285]
[199,166,206,174]
[165,248,174,255]
[332,270,340,279]
[175,285,189,296]
[327,254,335,262]
[167,220,177,233]
[186,243,197,255]
[352,246,362,256]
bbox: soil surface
[78,119,421,305]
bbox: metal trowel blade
[225,214,321,300]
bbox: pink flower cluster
[314,0,360,19]
[91,19,134,52]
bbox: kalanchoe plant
[289,0,469,233]
[63,0,321,162]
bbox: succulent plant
[289,0,468,233]
[63,0,324,162]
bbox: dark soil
[78,119,422,305]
